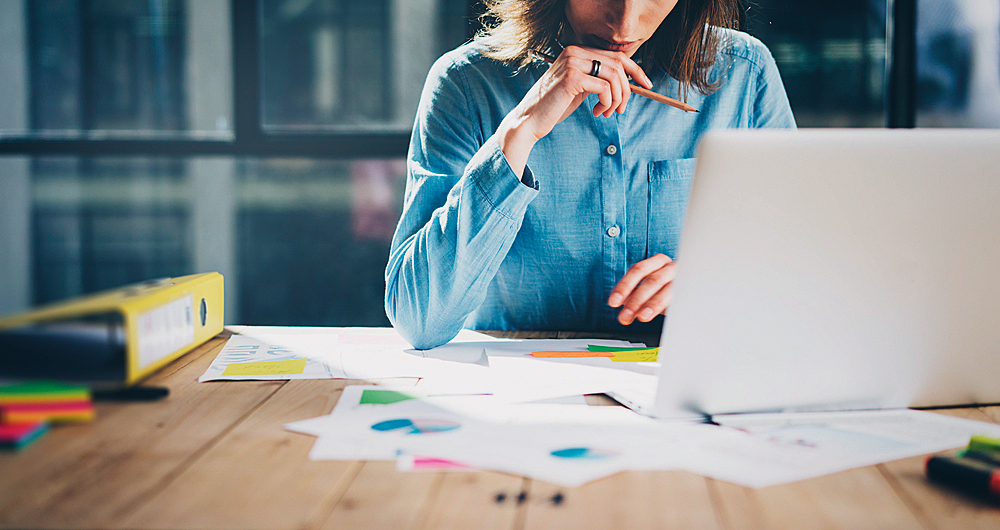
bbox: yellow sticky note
[222,358,307,376]
[610,349,659,362]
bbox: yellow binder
[0,272,224,387]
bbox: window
[745,1,888,127]
[1,0,996,324]
[915,0,1000,127]
[0,0,471,324]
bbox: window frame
[0,0,918,159]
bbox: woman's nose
[605,0,639,39]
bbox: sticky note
[0,400,95,423]
[530,351,615,358]
[609,350,659,362]
[0,381,90,404]
[967,435,1000,454]
[588,345,658,353]
[360,389,417,405]
[0,421,49,450]
[222,358,308,376]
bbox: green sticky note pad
[588,345,655,352]
[359,389,417,405]
[0,381,91,404]
[968,435,1000,454]
[221,358,307,376]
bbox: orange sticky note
[0,400,95,423]
[530,351,615,358]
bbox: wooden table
[2,329,999,530]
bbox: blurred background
[0,0,997,326]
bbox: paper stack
[286,385,1000,488]
[203,328,1000,488]
[200,330,660,410]
[285,385,716,487]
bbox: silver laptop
[653,129,1000,418]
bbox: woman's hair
[476,0,741,100]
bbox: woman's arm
[384,55,540,349]
[385,48,651,349]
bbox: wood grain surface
[1,329,997,530]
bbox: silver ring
[589,59,601,77]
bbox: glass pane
[236,157,405,325]
[0,0,232,139]
[744,1,887,127]
[7,155,405,326]
[260,0,472,132]
[916,0,1000,127]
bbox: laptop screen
[652,129,1000,418]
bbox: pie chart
[550,447,618,460]
[370,418,460,434]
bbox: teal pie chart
[550,447,618,460]
[370,418,460,435]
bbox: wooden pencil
[534,51,699,113]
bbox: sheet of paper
[340,336,656,402]
[287,386,695,486]
[287,386,515,461]
[410,339,644,361]
[199,327,498,382]
[287,384,1000,489]
[697,408,1000,488]
[199,332,348,381]
[413,355,658,403]
[202,328,657,403]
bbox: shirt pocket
[647,158,697,260]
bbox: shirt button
[605,144,617,156]
[606,225,620,237]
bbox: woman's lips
[590,35,639,52]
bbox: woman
[385,0,795,349]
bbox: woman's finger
[634,281,674,323]
[561,47,632,115]
[591,48,651,90]
[568,56,617,116]
[608,254,674,307]
[616,264,676,324]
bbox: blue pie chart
[550,447,618,460]
[371,418,460,435]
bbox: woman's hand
[607,254,676,325]
[497,46,653,177]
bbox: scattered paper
[199,331,347,381]
[285,384,1000,489]
[202,328,656,406]
[286,385,693,486]
[702,408,1000,488]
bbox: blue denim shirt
[386,30,796,349]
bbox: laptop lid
[652,129,1000,418]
